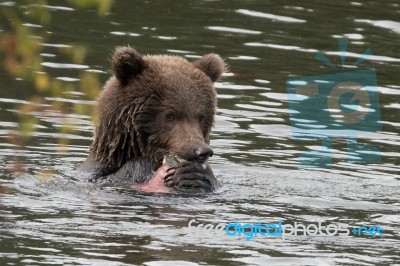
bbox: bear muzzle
[193,145,213,163]
[176,143,213,165]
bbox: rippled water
[1,1,399,265]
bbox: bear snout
[194,145,213,162]
[182,144,213,164]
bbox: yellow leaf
[35,73,49,92]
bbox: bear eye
[166,112,175,121]
[199,114,205,123]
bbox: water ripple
[236,9,306,23]
[355,19,400,34]
[207,26,262,35]
[245,42,318,53]
[41,62,89,69]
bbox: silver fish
[163,155,186,167]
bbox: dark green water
[1,1,399,265]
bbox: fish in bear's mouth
[162,155,208,169]
[132,155,208,193]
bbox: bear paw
[164,161,213,193]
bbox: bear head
[90,46,226,173]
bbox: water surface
[1,0,399,265]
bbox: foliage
[0,0,114,172]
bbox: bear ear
[112,46,145,85]
[193,53,226,82]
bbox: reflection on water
[1,0,400,265]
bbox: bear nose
[194,145,213,162]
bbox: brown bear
[78,46,226,193]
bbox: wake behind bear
[78,46,226,193]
